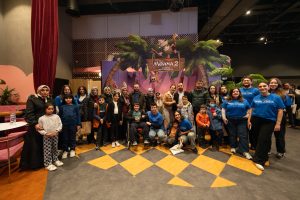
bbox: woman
[103,86,113,103]
[55,85,77,114]
[222,88,252,159]
[155,92,164,114]
[75,86,87,105]
[174,111,198,154]
[163,92,176,129]
[119,87,130,141]
[20,85,54,170]
[269,78,288,159]
[248,82,285,171]
[208,85,222,106]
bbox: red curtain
[31,0,58,91]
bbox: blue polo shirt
[240,87,260,105]
[222,99,250,119]
[251,94,285,122]
[179,119,193,132]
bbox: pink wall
[0,65,35,103]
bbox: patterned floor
[83,143,262,188]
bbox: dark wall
[219,42,300,85]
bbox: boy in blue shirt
[146,103,165,146]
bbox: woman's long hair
[227,88,244,102]
[269,78,286,100]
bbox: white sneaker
[54,160,64,167]
[70,150,76,158]
[230,148,236,154]
[243,152,252,160]
[46,164,57,171]
[255,163,264,171]
[62,151,68,159]
[144,139,150,144]
[115,141,120,147]
[132,141,138,146]
[112,142,116,148]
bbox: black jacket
[106,101,123,123]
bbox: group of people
[20,76,298,172]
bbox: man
[190,80,208,117]
[283,82,295,128]
[129,83,145,111]
[163,84,177,127]
[126,103,150,145]
[174,82,190,110]
[239,76,260,105]
[239,76,260,149]
[146,103,165,145]
[145,88,155,112]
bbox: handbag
[291,98,297,114]
[81,121,92,135]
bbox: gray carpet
[44,127,300,200]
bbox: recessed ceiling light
[245,10,251,15]
[259,36,265,41]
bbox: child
[93,95,108,150]
[38,103,63,171]
[207,99,223,151]
[106,92,122,148]
[126,103,149,145]
[165,121,180,147]
[59,94,81,159]
[196,104,210,148]
[177,95,194,124]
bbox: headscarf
[36,85,50,102]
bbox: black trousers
[110,114,119,141]
[285,106,295,126]
[274,114,286,154]
[252,116,275,166]
[96,124,108,146]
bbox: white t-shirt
[113,101,118,114]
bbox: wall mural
[102,34,232,92]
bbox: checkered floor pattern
[79,144,262,188]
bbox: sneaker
[95,146,99,150]
[144,139,150,144]
[112,142,116,148]
[230,148,236,154]
[46,164,57,171]
[70,150,76,158]
[54,160,64,167]
[192,147,198,154]
[268,152,271,155]
[254,163,264,171]
[62,151,68,159]
[132,141,138,146]
[276,153,285,159]
[115,141,120,147]
[243,152,252,160]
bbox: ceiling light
[259,36,265,41]
[245,10,251,15]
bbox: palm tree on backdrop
[104,34,233,88]
[174,39,233,87]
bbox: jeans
[62,125,77,151]
[197,126,209,146]
[227,118,249,153]
[179,131,196,148]
[251,116,275,166]
[210,129,223,146]
[149,128,165,142]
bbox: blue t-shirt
[222,99,250,119]
[147,111,164,129]
[179,118,193,132]
[240,87,260,105]
[251,94,285,122]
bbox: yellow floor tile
[130,144,151,155]
[120,155,153,176]
[196,146,207,154]
[219,147,233,155]
[211,176,237,188]
[191,155,226,176]
[76,144,95,154]
[100,144,125,154]
[88,155,118,170]
[227,155,262,176]
[168,176,194,187]
[155,155,189,176]
[155,145,172,155]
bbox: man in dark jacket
[129,83,145,111]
